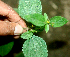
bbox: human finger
[0,1,27,30]
[0,21,23,36]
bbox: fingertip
[14,24,23,35]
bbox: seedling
[0,0,68,57]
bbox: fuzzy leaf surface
[0,41,14,56]
[18,0,42,19]
[20,31,33,39]
[22,35,48,57]
[50,16,69,27]
[24,13,45,26]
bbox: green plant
[0,0,68,57]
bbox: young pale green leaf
[45,24,49,33]
[50,16,69,27]
[20,31,33,39]
[0,41,14,56]
[22,35,48,57]
[44,13,48,21]
[18,0,42,19]
[24,13,45,26]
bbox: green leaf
[45,24,49,33]
[28,24,45,32]
[0,41,14,56]
[44,13,48,21]
[20,31,33,39]
[34,26,45,32]
[18,0,42,19]
[50,16,69,27]
[24,13,45,26]
[22,35,48,57]
[13,8,19,14]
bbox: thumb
[0,21,23,36]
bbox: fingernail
[14,24,23,35]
